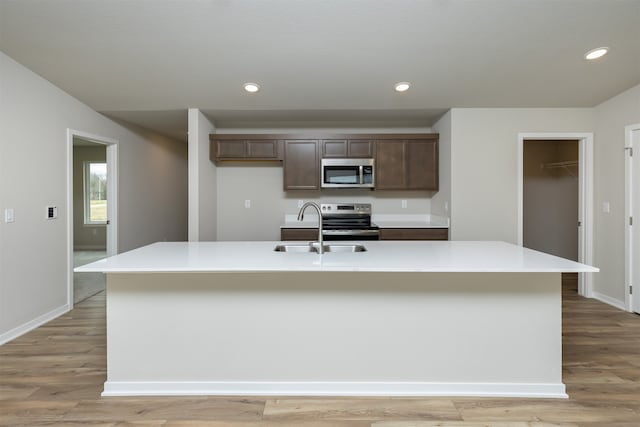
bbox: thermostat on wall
[46,206,58,219]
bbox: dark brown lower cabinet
[281,228,318,241]
[379,228,448,240]
[282,227,449,241]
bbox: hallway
[73,251,105,304]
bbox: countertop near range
[75,241,597,274]
[280,214,450,229]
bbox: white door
[630,128,640,313]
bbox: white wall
[0,52,188,343]
[212,127,435,241]
[188,109,217,241]
[431,111,451,218]
[593,84,640,304]
[449,108,594,243]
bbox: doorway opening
[523,139,579,293]
[517,133,594,298]
[625,124,640,313]
[67,129,118,307]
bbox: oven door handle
[322,229,380,236]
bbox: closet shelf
[541,160,578,169]
[541,160,578,178]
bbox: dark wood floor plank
[61,397,265,422]
[164,421,371,427]
[372,422,578,427]
[262,398,460,421]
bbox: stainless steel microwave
[321,158,375,188]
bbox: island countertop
[75,241,598,274]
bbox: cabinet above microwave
[321,139,374,158]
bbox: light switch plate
[244,200,251,209]
[4,208,14,223]
[602,202,610,213]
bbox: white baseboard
[102,381,567,399]
[0,303,70,345]
[592,291,626,311]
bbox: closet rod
[541,160,578,169]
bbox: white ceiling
[1,0,639,141]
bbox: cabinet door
[215,140,246,159]
[379,228,448,240]
[348,140,374,158]
[281,228,318,241]
[406,140,438,190]
[322,139,348,158]
[284,140,320,190]
[375,140,406,189]
[247,139,280,159]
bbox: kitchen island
[76,241,597,398]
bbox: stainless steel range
[320,203,379,240]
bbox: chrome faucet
[297,202,324,254]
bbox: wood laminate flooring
[1,273,639,426]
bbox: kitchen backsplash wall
[216,164,433,241]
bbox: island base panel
[104,272,564,398]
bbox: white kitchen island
[76,241,597,398]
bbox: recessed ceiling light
[243,82,260,93]
[394,82,411,92]
[584,47,609,60]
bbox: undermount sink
[274,244,367,253]
[324,244,367,253]
[274,244,316,253]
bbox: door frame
[67,129,119,308]
[517,132,594,297]
[625,123,640,312]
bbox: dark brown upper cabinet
[283,140,320,190]
[321,139,374,158]
[210,136,281,161]
[210,133,438,191]
[375,138,439,191]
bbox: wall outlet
[401,200,407,209]
[244,200,251,209]
[46,206,57,219]
[298,199,304,208]
[4,208,14,223]
[602,201,610,213]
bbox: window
[84,162,107,225]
